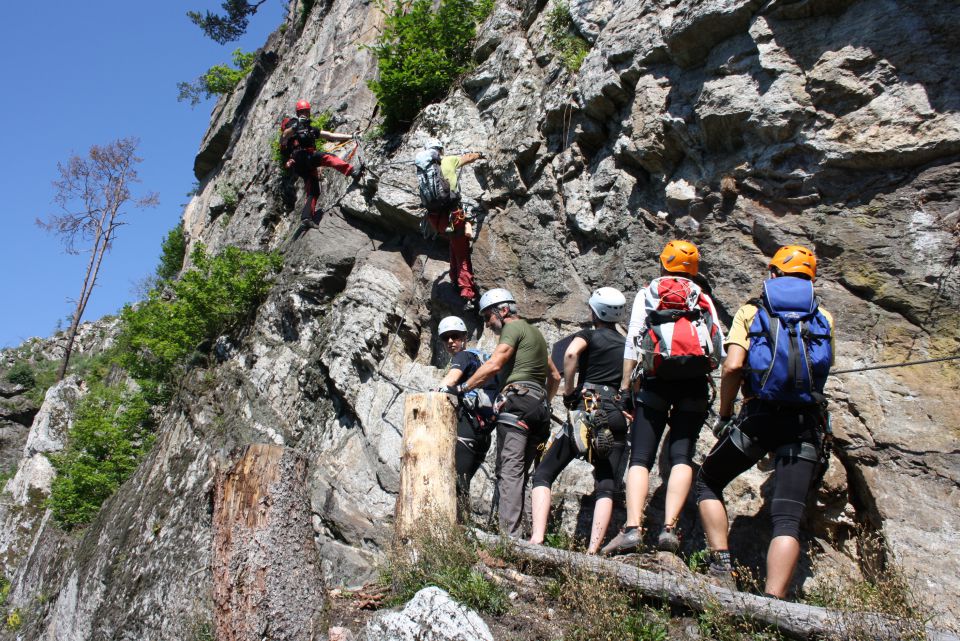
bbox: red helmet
[295,99,311,113]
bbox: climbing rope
[703,353,960,380]
[830,354,960,376]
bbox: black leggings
[455,414,492,513]
[532,401,627,500]
[696,403,821,540]
[629,379,709,469]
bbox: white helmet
[424,137,444,152]
[588,287,626,323]
[478,288,515,314]
[438,316,467,337]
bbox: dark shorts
[629,377,709,469]
[696,401,824,540]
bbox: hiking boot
[656,526,680,553]
[350,162,365,182]
[600,527,642,556]
[300,218,319,231]
[706,561,738,592]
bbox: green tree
[178,49,257,107]
[368,0,493,130]
[155,223,187,282]
[187,0,268,43]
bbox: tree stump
[394,392,458,541]
[213,444,324,641]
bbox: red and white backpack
[636,277,723,380]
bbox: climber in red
[280,99,364,227]
[415,138,483,310]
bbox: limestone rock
[364,587,494,641]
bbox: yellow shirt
[725,303,834,354]
[440,156,462,191]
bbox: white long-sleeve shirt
[623,276,725,361]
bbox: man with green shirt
[461,288,561,537]
[417,138,482,310]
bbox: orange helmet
[660,240,700,276]
[769,245,816,280]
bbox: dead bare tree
[37,137,159,381]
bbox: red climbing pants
[428,209,476,301]
[293,150,354,221]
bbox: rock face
[2,0,959,637]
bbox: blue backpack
[745,277,832,405]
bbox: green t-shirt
[498,319,549,387]
[440,156,462,191]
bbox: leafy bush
[188,0,266,43]
[25,361,59,405]
[48,383,155,529]
[367,0,493,130]
[381,526,507,614]
[116,244,282,388]
[545,1,590,72]
[218,183,240,212]
[299,0,316,28]
[5,608,20,631]
[5,362,36,389]
[156,223,187,282]
[177,49,257,106]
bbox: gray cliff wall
[1,0,958,637]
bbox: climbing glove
[712,416,733,439]
[437,384,465,397]
[562,391,581,410]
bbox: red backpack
[638,277,723,380]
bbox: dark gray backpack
[415,149,458,211]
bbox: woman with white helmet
[529,287,629,554]
[436,315,501,516]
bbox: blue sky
[0,2,280,348]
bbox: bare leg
[529,486,552,545]
[588,497,613,554]
[698,498,729,551]
[764,536,800,598]
[624,465,650,527]
[663,463,693,527]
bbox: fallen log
[472,531,959,641]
